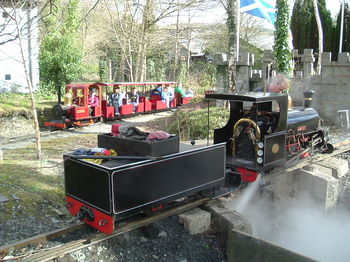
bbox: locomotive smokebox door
[264,131,286,167]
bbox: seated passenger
[162,87,173,108]
[109,86,123,116]
[185,87,194,97]
[88,88,99,115]
[168,86,175,107]
[175,83,186,98]
[151,85,162,96]
[128,88,139,111]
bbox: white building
[0,1,39,92]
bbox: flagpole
[237,0,240,62]
[339,0,344,53]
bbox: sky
[191,0,348,25]
[160,0,348,50]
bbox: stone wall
[290,52,350,125]
[214,49,350,125]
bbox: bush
[167,106,230,140]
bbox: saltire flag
[240,0,276,24]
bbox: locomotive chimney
[303,90,315,108]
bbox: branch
[218,0,227,12]
[81,0,100,22]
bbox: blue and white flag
[240,0,276,24]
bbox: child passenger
[128,88,139,111]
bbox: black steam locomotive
[206,90,332,182]
[63,91,332,234]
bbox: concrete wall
[227,229,319,262]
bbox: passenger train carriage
[45,81,192,129]
[63,90,332,234]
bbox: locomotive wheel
[52,104,64,119]
[322,143,334,154]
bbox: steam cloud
[230,178,350,262]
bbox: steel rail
[0,222,86,257]
[1,198,211,262]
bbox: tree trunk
[13,6,42,160]
[135,0,154,81]
[227,0,237,93]
[312,0,323,74]
[172,6,180,81]
[186,9,192,77]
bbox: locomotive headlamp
[258,142,264,148]
[257,149,263,156]
[257,157,263,164]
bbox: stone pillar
[301,49,314,77]
[320,52,332,76]
[321,52,332,66]
[292,49,303,77]
[262,50,273,87]
[338,52,350,65]
[213,53,228,92]
[237,52,251,93]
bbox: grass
[0,92,57,117]
[0,133,97,218]
[167,105,230,140]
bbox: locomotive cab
[205,92,289,182]
[44,83,103,129]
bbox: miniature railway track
[0,130,59,149]
[0,128,105,150]
[0,198,210,262]
[0,110,172,150]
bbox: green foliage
[39,0,85,91]
[177,62,188,84]
[99,60,109,82]
[147,51,169,81]
[291,0,335,53]
[166,106,230,140]
[187,61,216,89]
[240,39,264,69]
[274,0,291,74]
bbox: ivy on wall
[273,0,291,74]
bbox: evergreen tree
[39,0,85,91]
[290,0,334,53]
[333,3,350,52]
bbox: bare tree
[1,0,42,159]
[312,0,323,74]
[103,0,140,81]
[239,13,265,44]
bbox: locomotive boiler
[63,91,332,234]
